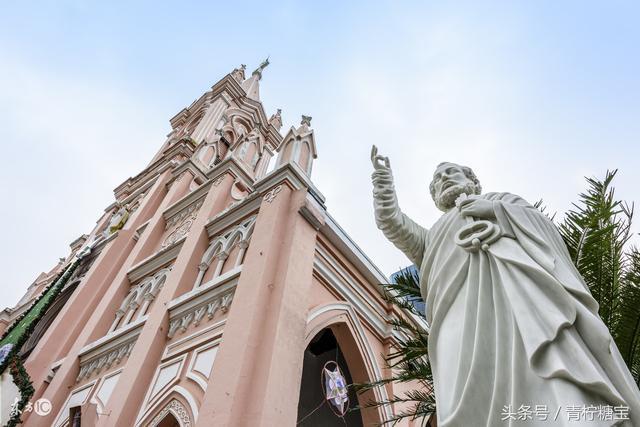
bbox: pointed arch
[135,388,197,427]
[305,302,393,424]
[195,142,217,168]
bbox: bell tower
[5,59,406,427]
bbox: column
[196,181,321,426]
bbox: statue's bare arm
[371,145,428,268]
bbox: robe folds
[377,191,640,426]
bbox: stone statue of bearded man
[370,146,640,426]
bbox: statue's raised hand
[371,145,391,171]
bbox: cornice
[210,74,246,103]
[316,211,430,335]
[167,268,240,318]
[204,195,261,238]
[113,140,195,200]
[313,254,390,341]
[78,317,144,363]
[162,181,211,223]
[206,154,255,190]
[168,159,208,186]
[254,162,326,206]
[76,316,145,383]
[319,212,388,288]
[127,238,183,283]
[169,108,189,129]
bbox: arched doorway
[296,328,364,426]
[156,413,179,427]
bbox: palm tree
[559,170,640,385]
[358,170,640,425]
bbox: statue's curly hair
[429,162,482,201]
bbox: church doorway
[296,328,364,426]
[155,413,180,427]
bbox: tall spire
[252,57,270,80]
[269,109,283,131]
[241,58,270,101]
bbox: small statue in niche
[104,204,130,237]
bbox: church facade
[0,62,417,426]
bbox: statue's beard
[435,182,479,212]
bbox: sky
[1,1,639,308]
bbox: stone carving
[264,185,282,203]
[167,291,234,338]
[300,115,312,127]
[76,341,135,382]
[370,145,640,426]
[231,64,246,84]
[150,399,191,427]
[212,175,225,187]
[104,204,130,237]
[110,268,170,333]
[269,108,283,130]
[194,216,256,288]
[162,200,203,249]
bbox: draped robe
[376,191,640,426]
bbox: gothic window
[193,217,256,288]
[196,143,217,168]
[185,110,205,137]
[108,268,171,333]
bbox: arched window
[108,268,171,333]
[193,217,256,288]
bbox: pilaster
[97,172,236,426]
[28,167,192,426]
[23,168,172,408]
[196,175,323,426]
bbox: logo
[34,398,52,416]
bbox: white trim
[204,196,262,238]
[135,381,199,426]
[53,379,97,427]
[314,250,390,339]
[90,368,123,413]
[127,240,182,283]
[78,317,144,363]
[173,386,199,422]
[134,354,188,425]
[321,212,388,285]
[186,340,221,392]
[167,271,239,317]
[163,320,225,359]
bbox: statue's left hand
[458,196,495,220]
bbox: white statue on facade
[370,146,640,426]
[103,204,130,237]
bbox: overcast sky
[1,1,639,308]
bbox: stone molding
[263,185,283,203]
[313,247,390,340]
[161,199,204,249]
[76,321,143,382]
[205,195,261,239]
[167,279,237,339]
[127,239,182,283]
[149,399,191,427]
[114,141,194,200]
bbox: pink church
[0,62,419,426]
